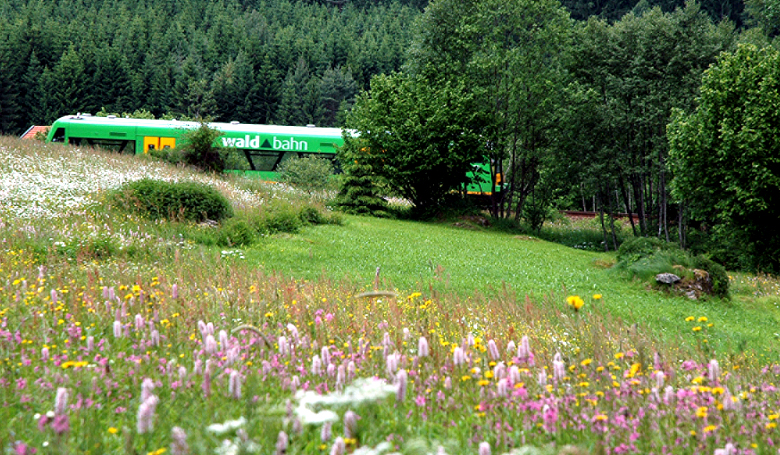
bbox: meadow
[1,136,780,455]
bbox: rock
[656,273,681,284]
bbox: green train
[46,114,344,181]
[46,114,502,196]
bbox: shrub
[277,156,335,193]
[217,218,255,247]
[616,237,680,264]
[178,121,226,172]
[263,205,304,234]
[692,255,730,298]
[114,179,233,222]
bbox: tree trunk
[618,174,638,237]
[598,193,609,252]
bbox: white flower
[207,417,247,435]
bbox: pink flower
[709,359,720,382]
[330,437,345,455]
[141,378,155,402]
[396,369,408,402]
[344,410,359,438]
[170,427,188,455]
[275,431,288,455]
[321,422,332,442]
[418,337,430,357]
[321,346,331,366]
[205,335,217,356]
[312,355,322,375]
[453,347,465,366]
[487,339,500,361]
[229,370,242,399]
[51,414,70,434]
[54,387,69,415]
[478,442,491,455]
[136,395,159,434]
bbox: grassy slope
[249,216,780,359]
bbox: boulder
[656,273,681,284]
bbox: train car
[46,114,344,180]
[46,113,502,196]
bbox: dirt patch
[452,215,490,229]
[513,235,541,242]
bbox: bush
[114,179,233,222]
[217,218,255,247]
[277,156,335,193]
[616,237,680,264]
[692,255,730,298]
[178,122,226,172]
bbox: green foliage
[332,135,392,217]
[692,255,730,298]
[668,43,780,273]
[277,155,336,193]
[345,73,487,211]
[0,0,417,134]
[616,237,730,297]
[217,218,255,247]
[113,178,233,222]
[178,121,226,173]
[744,0,780,36]
[562,4,735,238]
[617,237,680,264]
[408,0,572,218]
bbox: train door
[143,136,176,152]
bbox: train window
[69,137,135,153]
[245,152,283,171]
[51,128,65,142]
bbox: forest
[0,0,778,271]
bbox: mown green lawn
[246,215,780,359]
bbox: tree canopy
[668,43,780,271]
[345,73,487,210]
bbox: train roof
[51,114,351,138]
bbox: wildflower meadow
[2,137,780,455]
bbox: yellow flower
[592,294,602,300]
[566,295,585,311]
[704,425,717,433]
[698,316,708,322]
[594,414,608,421]
[685,316,695,322]
[108,427,118,434]
[692,326,702,332]
[626,363,641,378]
[581,358,593,366]
[696,406,708,418]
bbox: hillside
[3,136,780,454]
